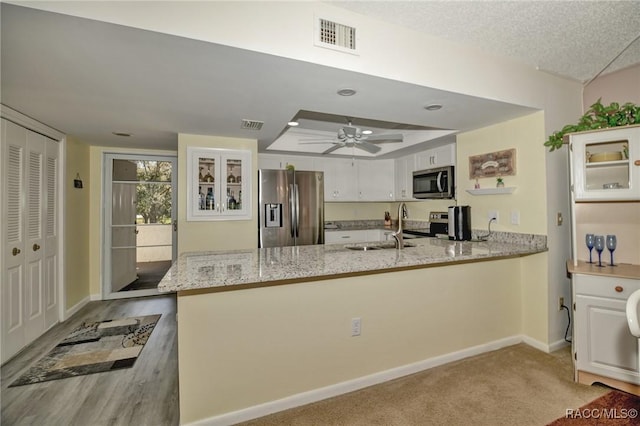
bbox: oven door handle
[436,171,444,192]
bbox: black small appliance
[448,205,472,241]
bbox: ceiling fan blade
[356,140,382,154]
[322,144,344,155]
[365,133,404,142]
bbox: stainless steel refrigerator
[258,169,324,248]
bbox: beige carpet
[240,343,609,426]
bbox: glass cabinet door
[187,147,251,221]
[571,127,639,201]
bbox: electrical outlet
[488,210,499,223]
[559,297,565,311]
[351,317,361,337]
[510,210,520,225]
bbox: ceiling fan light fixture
[287,121,299,126]
[424,103,443,111]
[362,129,373,135]
[337,88,357,96]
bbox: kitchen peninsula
[159,235,548,425]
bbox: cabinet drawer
[574,274,640,300]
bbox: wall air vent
[315,16,359,55]
[241,119,264,131]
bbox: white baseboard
[64,296,91,320]
[548,338,571,353]
[184,335,526,426]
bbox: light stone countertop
[158,237,547,294]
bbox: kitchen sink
[344,242,415,251]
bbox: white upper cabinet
[357,159,394,201]
[258,153,316,171]
[569,126,640,201]
[187,147,251,221]
[320,157,358,201]
[415,144,456,170]
[394,154,416,201]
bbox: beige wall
[64,137,91,310]
[456,111,547,235]
[177,134,258,254]
[178,257,527,423]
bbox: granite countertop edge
[159,238,548,294]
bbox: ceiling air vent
[315,17,358,55]
[241,119,264,131]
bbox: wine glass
[585,234,595,263]
[594,235,605,267]
[606,235,617,266]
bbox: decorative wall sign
[469,149,516,179]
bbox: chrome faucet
[392,202,408,249]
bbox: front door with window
[103,154,176,299]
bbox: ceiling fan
[299,120,404,154]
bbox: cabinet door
[416,144,456,170]
[325,230,368,244]
[187,147,251,221]
[575,294,640,384]
[258,154,282,170]
[394,155,416,200]
[322,158,357,201]
[570,127,640,201]
[357,159,394,201]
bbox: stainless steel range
[403,211,449,238]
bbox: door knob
[12,247,21,256]
[33,244,40,251]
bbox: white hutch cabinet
[567,125,640,395]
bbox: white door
[23,130,46,343]
[1,118,59,363]
[2,120,27,361]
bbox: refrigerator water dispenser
[265,203,282,228]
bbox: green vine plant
[544,99,640,151]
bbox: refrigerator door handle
[294,183,300,237]
[289,184,296,238]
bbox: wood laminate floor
[1,294,179,426]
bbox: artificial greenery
[544,99,640,151]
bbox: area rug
[9,314,161,387]
[547,390,640,425]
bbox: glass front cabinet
[187,147,251,221]
[569,126,640,201]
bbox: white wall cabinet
[258,142,456,202]
[357,159,395,201]
[569,126,640,201]
[415,144,456,170]
[187,147,251,221]
[258,153,316,171]
[320,158,358,201]
[573,274,640,385]
[394,154,416,201]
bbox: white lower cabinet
[325,229,392,245]
[573,274,640,385]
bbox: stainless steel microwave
[412,166,455,199]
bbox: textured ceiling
[331,1,640,83]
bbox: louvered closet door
[1,119,28,361]
[1,118,58,363]
[23,130,46,344]
[43,137,59,329]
